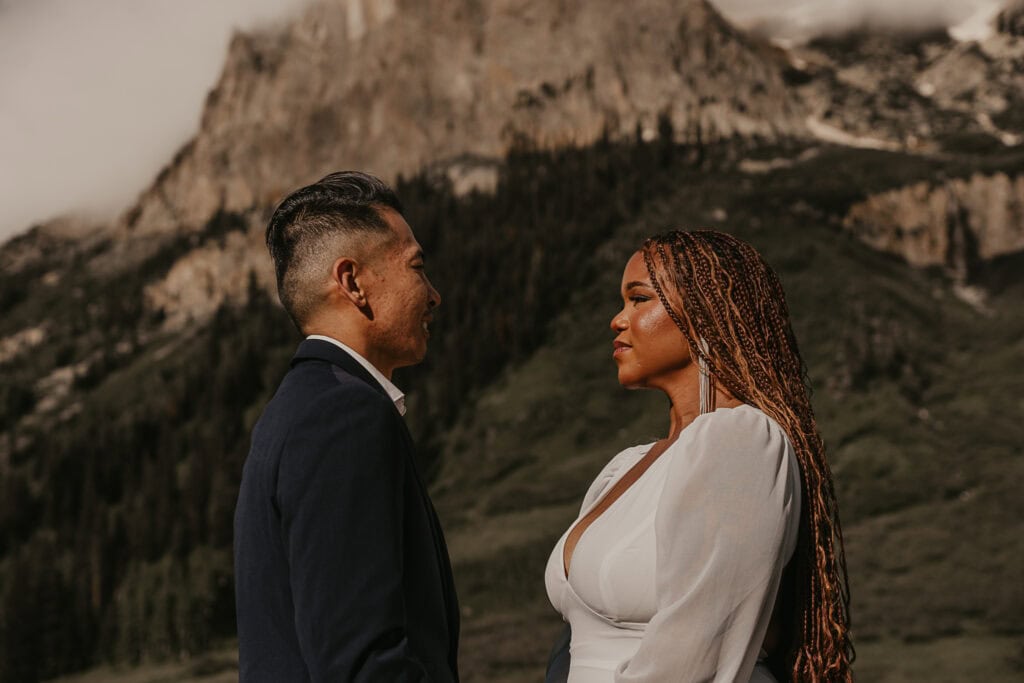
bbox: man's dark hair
[266,171,405,329]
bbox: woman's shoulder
[664,404,797,492]
[684,403,791,453]
[656,404,801,529]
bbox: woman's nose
[610,311,627,332]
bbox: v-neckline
[562,439,667,579]
[560,406,751,579]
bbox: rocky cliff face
[778,13,1024,284]
[121,0,805,244]
[143,227,274,330]
[782,12,1024,151]
[997,0,1024,36]
[843,172,1024,279]
[11,0,1024,331]
[86,0,814,331]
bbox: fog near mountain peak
[0,0,314,241]
[0,0,1010,242]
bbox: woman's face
[610,252,693,389]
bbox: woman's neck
[663,382,742,442]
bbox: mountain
[70,0,811,337]
[782,24,1024,153]
[777,10,1024,297]
[997,0,1024,36]
[3,1,1024,682]
[122,0,804,240]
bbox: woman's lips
[612,341,631,357]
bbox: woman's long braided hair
[640,230,853,681]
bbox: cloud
[0,0,312,241]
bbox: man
[234,171,459,682]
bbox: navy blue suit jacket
[234,338,459,682]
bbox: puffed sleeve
[614,406,801,683]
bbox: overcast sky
[0,0,312,240]
[0,0,1007,242]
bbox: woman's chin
[616,369,645,389]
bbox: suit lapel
[394,419,461,656]
[294,339,460,656]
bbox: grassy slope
[436,147,1024,682]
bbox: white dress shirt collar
[305,334,406,416]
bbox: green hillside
[434,146,1024,681]
[3,133,1023,682]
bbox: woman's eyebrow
[624,280,651,290]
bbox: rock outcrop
[785,18,1024,151]
[843,172,1024,279]
[143,228,275,330]
[997,0,1024,37]
[119,0,806,242]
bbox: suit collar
[302,335,406,414]
[291,338,391,401]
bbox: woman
[544,230,853,682]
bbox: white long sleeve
[613,406,801,683]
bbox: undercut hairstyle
[265,171,405,330]
[641,230,854,682]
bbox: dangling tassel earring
[698,337,716,415]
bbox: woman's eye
[629,295,649,305]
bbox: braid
[641,230,854,681]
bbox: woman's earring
[698,337,715,415]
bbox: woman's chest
[548,461,670,624]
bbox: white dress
[544,405,801,683]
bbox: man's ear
[332,256,367,308]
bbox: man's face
[363,207,441,375]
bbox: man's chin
[395,347,428,369]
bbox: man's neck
[304,328,392,379]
